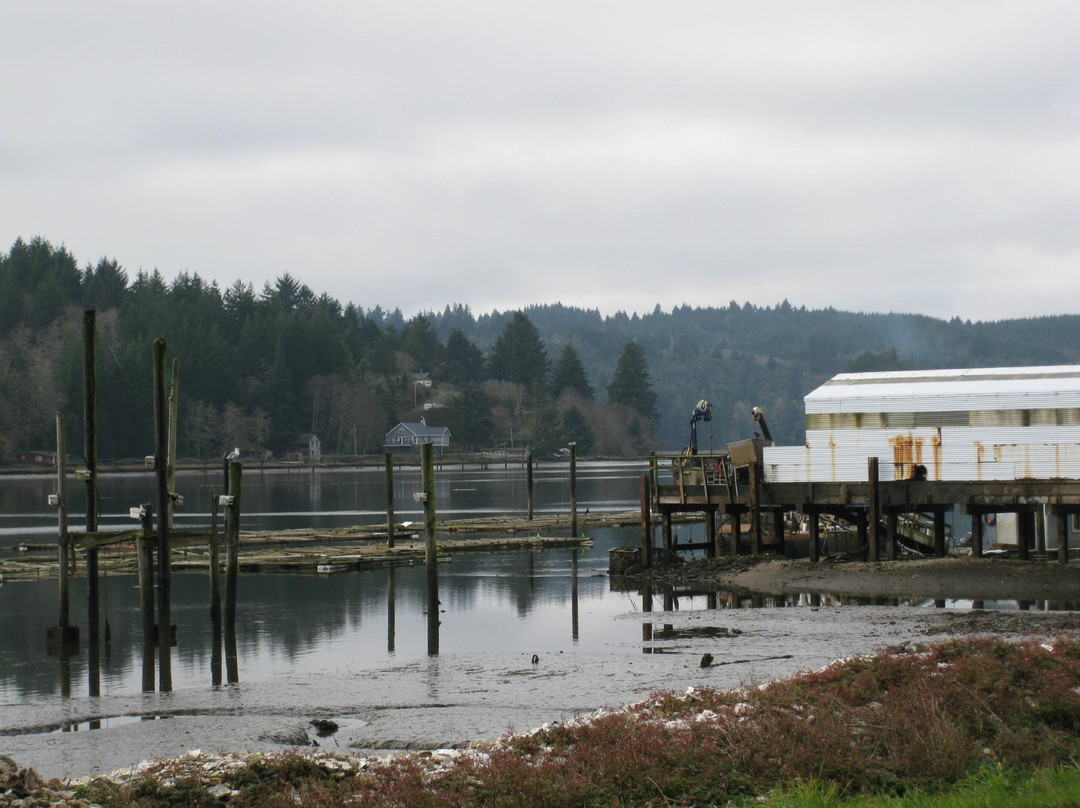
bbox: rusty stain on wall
[889,432,924,480]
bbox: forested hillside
[3,236,1080,463]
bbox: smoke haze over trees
[4,236,1080,463]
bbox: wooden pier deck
[649,452,1080,565]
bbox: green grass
[754,764,1080,807]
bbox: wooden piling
[209,486,222,687]
[56,414,70,629]
[422,442,439,656]
[808,511,820,563]
[166,358,180,530]
[1019,510,1033,561]
[868,458,880,563]
[886,510,898,560]
[387,568,396,654]
[135,503,155,688]
[1057,505,1069,564]
[83,311,100,649]
[153,338,172,691]
[571,549,579,640]
[225,460,241,684]
[639,474,652,566]
[569,443,578,538]
[934,509,947,558]
[527,450,534,521]
[385,452,395,548]
[749,462,761,555]
[48,413,80,654]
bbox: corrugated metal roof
[806,365,1080,413]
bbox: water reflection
[617,577,1080,613]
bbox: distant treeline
[3,235,1080,462]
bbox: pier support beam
[868,458,880,563]
[933,510,947,557]
[640,475,652,566]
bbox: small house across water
[385,418,451,456]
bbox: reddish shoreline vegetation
[7,632,1073,807]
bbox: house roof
[388,421,450,438]
[806,365,1080,414]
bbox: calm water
[2,461,725,702]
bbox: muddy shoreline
[631,554,1080,603]
[3,554,1079,782]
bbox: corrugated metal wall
[764,366,1080,483]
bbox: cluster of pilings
[43,315,587,686]
[47,312,244,692]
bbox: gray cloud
[2,1,1078,321]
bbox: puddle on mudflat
[57,714,171,733]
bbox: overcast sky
[3,2,1078,322]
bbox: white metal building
[764,365,1080,484]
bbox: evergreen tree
[401,313,444,372]
[560,404,595,454]
[607,341,659,425]
[445,382,495,451]
[550,342,594,400]
[486,311,550,390]
[444,329,486,385]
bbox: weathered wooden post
[387,568,397,654]
[209,486,222,687]
[225,460,242,684]
[48,413,79,653]
[569,442,578,538]
[1056,504,1069,564]
[527,450,534,521]
[706,508,717,558]
[571,549,579,640]
[422,442,439,656]
[153,338,173,692]
[868,457,880,563]
[83,311,100,649]
[1019,510,1034,561]
[137,503,155,691]
[640,474,652,566]
[166,358,180,530]
[808,510,820,563]
[749,462,762,555]
[385,452,395,548]
[934,509,947,558]
[886,510,898,560]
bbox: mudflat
[637,555,1080,603]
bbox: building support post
[933,509,947,558]
[749,462,761,555]
[640,475,652,567]
[867,458,880,563]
